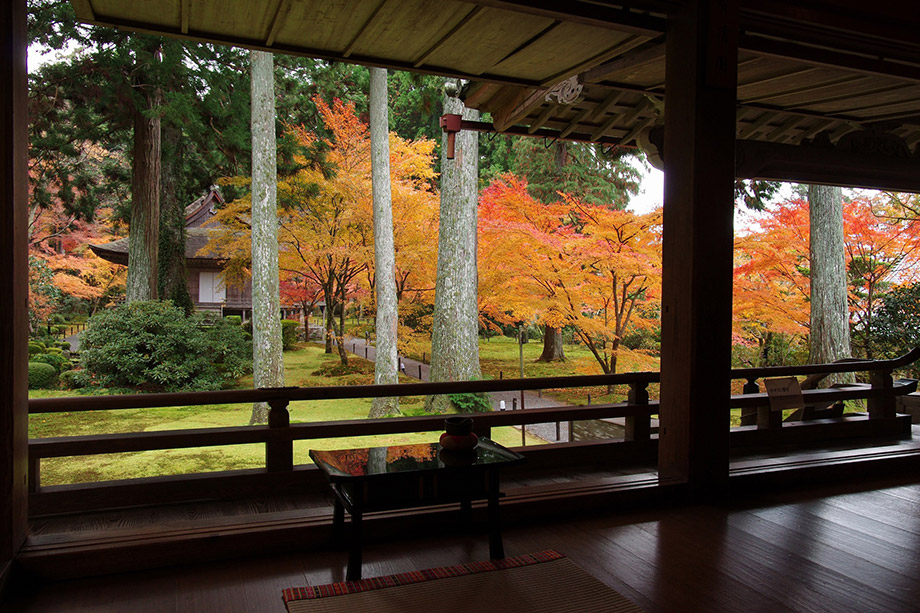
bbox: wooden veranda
[4,2,920,610]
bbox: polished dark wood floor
[5,474,920,612]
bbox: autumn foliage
[479,175,662,375]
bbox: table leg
[346,510,363,581]
[487,470,504,559]
[332,496,345,543]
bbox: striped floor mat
[283,550,644,612]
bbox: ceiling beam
[735,138,920,193]
[468,1,668,37]
[413,5,484,68]
[740,33,920,84]
[342,0,388,59]
[70,0,95,21]
[180,0,190,35]
[583,38,665,83]
[265,0,293,47]
[539,34,649,87]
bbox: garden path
[342,336,569,443]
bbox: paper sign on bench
[764,376,804,411]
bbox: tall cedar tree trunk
[125,89,162,303]
[808,184,853,384]
[368,68,400,417]
[249,50,284,424]
[425,82,482,414]
[157,122,192,313]
[323,273,335,354]
[336,280,348,364]
[537,142,569,362]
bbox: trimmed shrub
[80,301,252,392]
[59,369,90,390]
[46,346,64,355]
[28,341,46,356]
[225,315,242,326]
[28,362,57,389]
[31,352,70,374]
[448,391,493,413]
[281,319,300,350]
[59,341,71,351]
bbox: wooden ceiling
[71,1,920,153]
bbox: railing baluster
[626,381,650,441]
[740,377,759,426]
[868,368,895,420]
[30,457,40,493]
[266,398,293,472]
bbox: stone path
[341,336,569,443]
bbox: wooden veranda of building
[4,1,920,611]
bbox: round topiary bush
[80,300,252,392]
[46,346,64,355]
[225,315,242,326]
[281,319,300,350]
[28,362,58,389]
[31,352,70,374]
[59,369,89,390]
[28,341,46,356]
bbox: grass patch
[31,342,541,485]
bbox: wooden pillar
[658,0,738,495]
[0,0,29,592]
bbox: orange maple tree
[479,175,662,375]
[206,97,438,359]
[732,195,920,359]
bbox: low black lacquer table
[309,438,525,581]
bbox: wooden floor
[4,473,920,612]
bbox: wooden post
[0,0,29,588]
[626,381,651,441]
[266,398,293,472]
[658,0,738,495]
[741,377,759,426]
[868,368,895,420]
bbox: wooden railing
[26,349,919,515]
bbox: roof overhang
[70,0,920,191]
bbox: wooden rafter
[583,38,665,83]
[527,104,557,134]
[413,5,484,68]
[491,36,648,131]
[70,0,96,21]
[180,0,190,35]
[539,34,649,87]
[737,112,775,139]
[741,74,868,105]
[487,21,562,73]
[741,33,920,84]
[738,66,818,91]
[765,116,806,143]
[342,0,388,59]
[468,0,666,37]
[590,91,625,123]
[557,107,591,139]
[265,0,293,47]
[793,118,836,144]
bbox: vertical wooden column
[658,0,738,495]
[266,399,293,472]
[625,380,651,441]
[0,0,29,592]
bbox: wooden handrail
[29,403,659,459]
[729,379,917,409]
[28,371,661,413]
[729,347,920,380]
[29,348,920,414]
